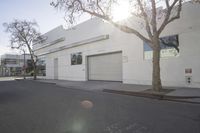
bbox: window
[144,35,179,60]
[71,52,82,65]
[37,57,46,76]
[4,59,17,65]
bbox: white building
[33,3,200,88]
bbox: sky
[0,0,68,56]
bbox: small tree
[3,20,42,80]
[51,0,198,91]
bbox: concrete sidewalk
[35,79,200,103]
[36,79,150,91]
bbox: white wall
[34,3,200,88]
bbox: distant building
[0,54,31,76]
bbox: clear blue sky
[0,0,67,55]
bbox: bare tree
[51,0,198,91]
[3,20,42,80]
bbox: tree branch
[75,0,153,47]
[137,0,153,39]
[167,0,182,24]
[150,0,157,34]
[165,0,169,9]
[96,0,105,15]
[158,0,180,35]
[87,10,153,46]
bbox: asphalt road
[0,80,200,133]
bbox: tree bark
[152,38,162,91]
[33,62,37,80]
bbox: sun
[111,0,131,22]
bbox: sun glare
[111,0,131,22]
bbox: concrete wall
[34,3,200,88]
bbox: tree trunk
[152,39,162,91]
[33,63,37,80]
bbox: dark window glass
[71,52,82,65]
[144,35,179,59]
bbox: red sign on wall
[185,68,192,74]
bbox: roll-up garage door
[88,52,122,81]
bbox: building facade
[0,54,31,76]
[33,3,200,88]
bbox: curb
[15,79,25,81]
[32,80,57,85]
[103,89,200,104]
[15,79,57,85]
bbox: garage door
[88,52,122,81]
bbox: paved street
[0,80,200,133]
